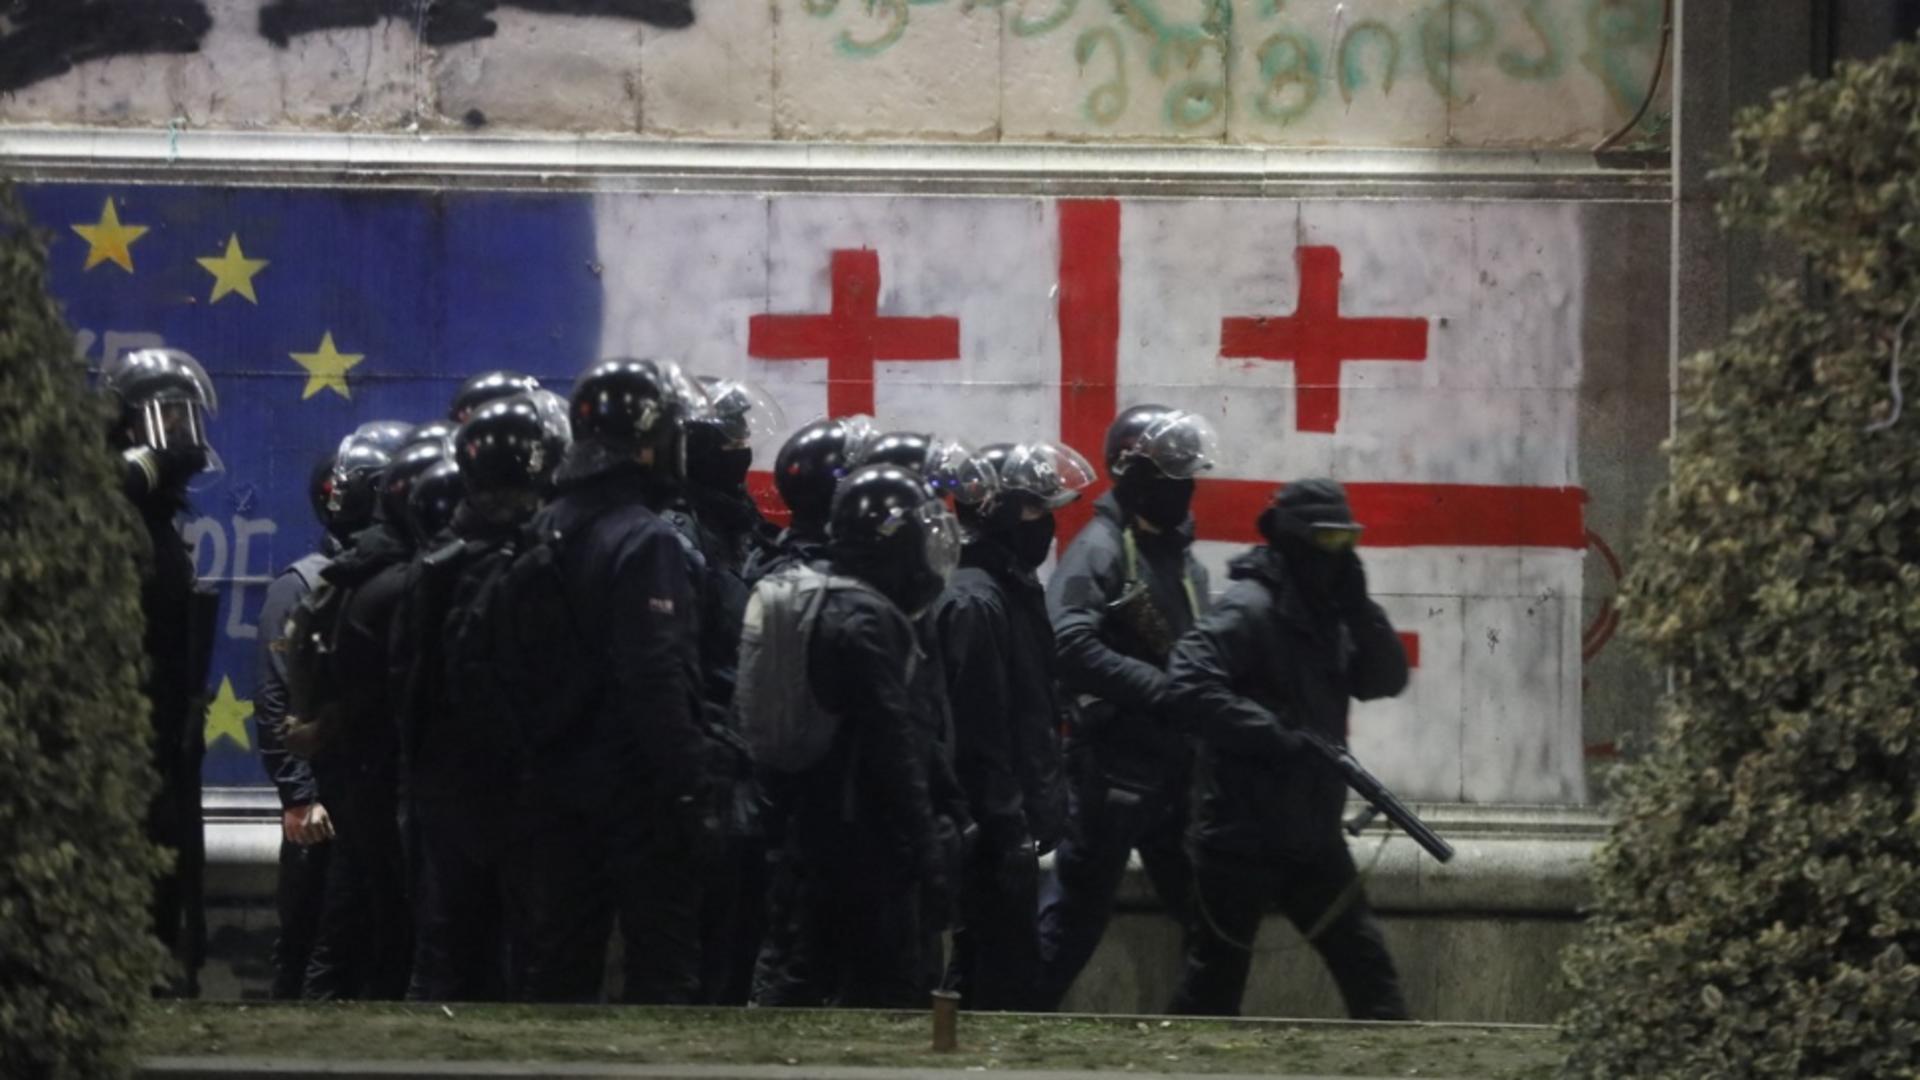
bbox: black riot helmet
[377,438,451,531]
[1104,404,1221,481]
[559,358,709,486]
[408,420,458,450]
[856,431,1001,509]
[828,463,963,616]
[100,347,220,492]
[961,439,1096,528]
[771,414,878,531]
[449,370,540,424]
[405,459,465,546]
[688,376,785,494]
[328,420,415,537]
[455,391,570,497]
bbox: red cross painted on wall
[1220,246,1430,434]
[748,248,961,417]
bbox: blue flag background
[24,183,605,786]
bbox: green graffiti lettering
[835,0,910,57]
[1338,19,1399,104]
[1421,0,1495,101]
[1166,78,1223,128]
[1582,0,1663,116]
[1074,27,1128,124]
[1499,0,1563,79]
[1010,0,1076,37]
[1255,31,1320,125]
[802,0,839,14]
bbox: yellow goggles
[1309,527,1362,553]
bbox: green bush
[0,185,168,1078]
[1559,42,1920,1080]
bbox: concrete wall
[1,0,1671,148]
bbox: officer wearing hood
[1164,479,1411,1019]
[1036,405,1218,1010]
[101,347,221,997]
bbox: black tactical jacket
[1167,546,1408,858]
[933,539,1066,849]
[1046,493,1209,785]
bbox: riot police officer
[293,419,411,999]
[309,427,448,1000]
[1036,405,1220,1010]
[747,414,878,584]
[1165,480,1411,1019]
[100,347,220,997]
[759,464,958,1007]
[516,359,715,1004]
[676,377,784,1004]
[398,391,568,1001]
[933,441,1093,1010]
[254,452,345,999]
[851,431,994,984]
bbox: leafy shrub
[0,185,167,1079]
[1559,41,1920,1080]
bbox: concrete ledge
[140,1061,1440,1080]
[0,126,1668,200]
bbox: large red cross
[748,248,960,417]
[1220,246,1429,434]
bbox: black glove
[1335,553,1372,619]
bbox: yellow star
[205,676,252,752]
[71,197,150,273]
[196,234,269,304]
[290,332,364,401]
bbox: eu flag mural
[25,185,603,786]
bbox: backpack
[278,572,355,759]
[735,563,912,774]
[430,536,537,785]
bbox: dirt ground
[140,1003,1562,1078]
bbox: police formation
[107,347,1445,1019]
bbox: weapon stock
[1301,731,1455,864]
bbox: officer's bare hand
[284,803,334,846]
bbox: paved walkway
[143,1058,1471,1080]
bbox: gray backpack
[735,564,913,774]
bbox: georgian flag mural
[28,185,1590,804]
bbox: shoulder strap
[1121,527,1201,620]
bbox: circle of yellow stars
[70,196,364,402]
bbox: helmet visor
[926,439,1002,508]
[704,378,787,449]
[1132,411,1221,480]
[655,360,715,424]
[999,441,1096,510]
[918,499,963,585]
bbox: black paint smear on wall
[0,0,212,93]
[258,0,693,48]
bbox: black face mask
[1260,507,1350,610]
[689,446,753,494]
[1120,474,1195,532]
[1007,513,1057,570]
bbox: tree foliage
[1560,42,1920,1080]
[0,184,167,1079]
